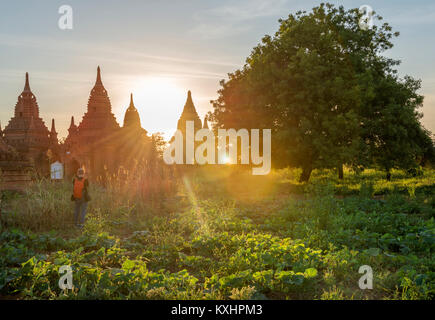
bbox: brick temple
[0,134,33,191]
[64,66,122,177]
[1,66,206,183]
[171,90,208,163]
[176,90,203,134]
[2,73,58,174]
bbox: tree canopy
[209,3,433,181]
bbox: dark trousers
[74,198,88,225]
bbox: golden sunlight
[131,77,187,140]
[222,155,231,164]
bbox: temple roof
[123,93,141,128]
[3,73,50,141]
[50,118,57,133]
[23,72,31,92]
[95,66,103,86]
[86,66,113,113]
[77,66,120,134]
[0,134,11,153]
[182,91,197,115]
[69,116,77,130]
[12,72,40,119]
[177,90,202,131]
[28,116,35,130]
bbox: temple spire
[68,116,78,136]
[186,90,193,106]
[176,90,202,132]
[23,72,31,92]
[203,115,209,129]
[182,90,198,114]
[95,66,102,86]
[123,93,141,128]
[49,118,58,144]
[3,72,51,161]
[83,66,118,127]
[129,93,135,109]
[50,118,56,133]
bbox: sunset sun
[129,76,187,140]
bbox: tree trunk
[299,164,313,182]
[337,164,344,180]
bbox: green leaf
[122,259,135,271]
[366,248,381,256]
[304,268,318,278]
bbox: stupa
[3,73,56,173]
[65,66,121,177]
[171,90,203,164]
[119,93,152,168]
[176,90,202,133]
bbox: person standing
[72,168,90,228]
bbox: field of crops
[0,168,434,299]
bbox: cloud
[203,0,288,21]
[190,0,289,39]
[0,33,239,69]
[0,33,237,82]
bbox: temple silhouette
[0,67,208,183]
[2,72,57,173]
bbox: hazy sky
[1,0,434,140]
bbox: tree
[358,74,431,179]
[346,11,433,179]
[151,132,167,159]
[209,3,433,181]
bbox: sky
[0,0,434,140]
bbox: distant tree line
[208,3,434,182]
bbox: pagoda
[176,90,202,133]
[65,116,78,144]
[202,115,209,129]
[49,118,58,145]
[3,73,56,172]
[171,90,203,164]
[123,93,143,130]
[65,66,121,177]
[119,93,152,169]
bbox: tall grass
[1,164,179,233]
[1,166,433,234]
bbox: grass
[0,167,434,300]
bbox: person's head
[77,168,85,178]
